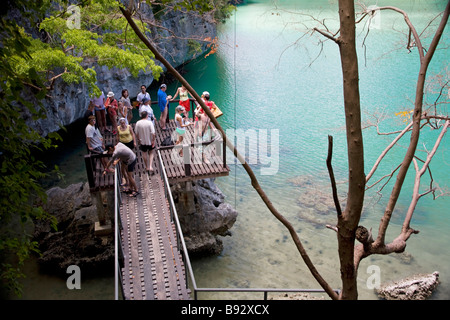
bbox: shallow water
[17,0,449,300]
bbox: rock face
[29,4,217,137]
[33,182,114,277]
[377,272,440,300]
[174,178,238,256]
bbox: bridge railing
[156,148,341,300]
[114,165,125,300]
[157,149,198,292]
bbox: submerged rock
[35,178,237,276]
[288,175,345,228]
[377,271,439,300]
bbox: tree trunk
[336,0,366,300]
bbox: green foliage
[1,0,230,298]
[35,0,163,96]
[0,0,165,297]
[0,17,58,297]
[160,0,235,22]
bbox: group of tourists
[84,83,219,197]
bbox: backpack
[161,135,174,146]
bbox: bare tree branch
[366,121,413,183]
[402,120,449,233]
[326,135,342,216]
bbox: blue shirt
[157,89,168,113]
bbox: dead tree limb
[326,135,342,216]
[403,120,449,233]
[373,1,450,248]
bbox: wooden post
[84,154,95,190]
[183,143,191,176]
[93,191,113,236]
[94,191,107,225]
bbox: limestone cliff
[30,5,216,137]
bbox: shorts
[127,158,137,172]
[139,144,154,152]
[123,140,134,150]
[91,146,104,154]
[180,99,190,112]
[176,127,186,135]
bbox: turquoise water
[19,0,449,300]
[176,0,450,300]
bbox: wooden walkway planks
[154,119,229,183]
[119,170,190,300]
[86,116,229,300]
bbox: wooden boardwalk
[119,170,190,299]
[84,116,229,300]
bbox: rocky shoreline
[33,178,237,277]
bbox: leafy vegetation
[1,0,232,298]
[0,16,59,298]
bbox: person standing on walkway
[174,106,193,157]
[117,117,136,150]
[84,100,96,125]
[120,89,133,124]
[136,84,150,108]
[90,91,107,134]
[139,97,156,127]
[85,116,112,172]
[135,111,156,174]
[157,84,172,131]
[171,84,192,114]
[104,142,139,197]
[118,101,128,125]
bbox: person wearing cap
[171,84,192,113]
[105,91,118,134]
[136,84,151,107]
[157,84,172,131]
[174,105,193,156]
[203,92,217,113]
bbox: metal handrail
[156,149,340,300]
[114,165,119,300]
[157,149,198,292]
[114,165,124,300]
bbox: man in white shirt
[85,116,112,172]
[136,84,150,108]
[135,111,156,174]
